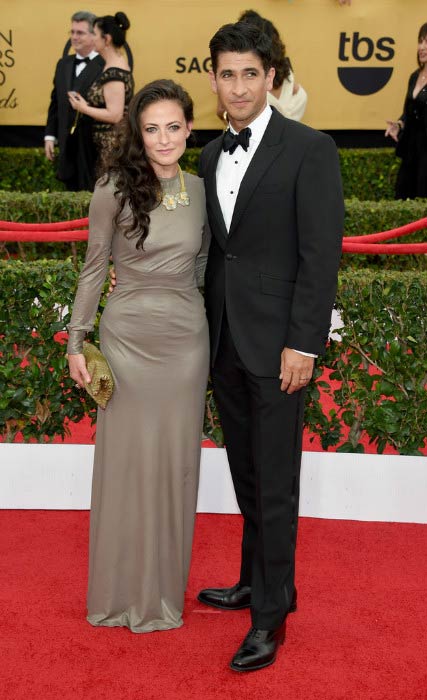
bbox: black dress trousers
[211,313,306,630]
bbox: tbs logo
[338,32,395,95]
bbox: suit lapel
[228,109,287,238]
[204,137,228,246]
[64,57,75,93]
[75,55,105,96]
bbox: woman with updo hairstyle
[68,11,134,186]
[67,79,210,633]
[239,9,307,121]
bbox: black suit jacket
[45,54,105,182]
[200,109,344,377]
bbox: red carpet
[1,511,426,700]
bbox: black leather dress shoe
[197,583,297,613]
[197,582,251,609]
[230,623,286,672]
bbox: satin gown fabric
[67,172,210,632]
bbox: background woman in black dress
[386,22,427,199]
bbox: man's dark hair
[209,21,273,75]
[238,9,291,88]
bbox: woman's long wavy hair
[238,9,291,88]
[103,79,194,250]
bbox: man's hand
[108,265,117,295]
[68,353,91,388]
[44,140,55,161]
[279,348,314,394]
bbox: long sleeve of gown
[67,180,117,354]
[195,215,211,289]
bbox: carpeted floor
[1,511,426,700]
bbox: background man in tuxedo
[197,22,344,672]
[44,10,104,191]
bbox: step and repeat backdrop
[1,0,427,130]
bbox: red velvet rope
[0,216,427,253]
[342,241,427,254]
[0,218,88,242]
[0,218,88,231]
[344,217,427,243]
[341,216,427,253]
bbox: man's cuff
[292,349,318,358]
[44,135,57,143]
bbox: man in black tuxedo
[44,10,104,191]
[197,22,344,672]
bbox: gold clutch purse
[82,341,114,409]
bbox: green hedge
[0,146,402,200]
[1,190,426,269]
[0,147,200,194]
[339,148,399,201]
[1,260,426,454]
[305,269,427,455]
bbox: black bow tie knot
[222,127,252,154]
[75,56,90,65]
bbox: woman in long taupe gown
[67,80,210,632]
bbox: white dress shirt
[216,103,272,232]
[216,103,316,358]
[74,50,99,77]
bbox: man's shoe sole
[230,656,277,672]
[196,594,250,610]
[197,595,297,613]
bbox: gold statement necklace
[161,166,190,210]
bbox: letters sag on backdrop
[1,0,426,130]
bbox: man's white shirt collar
[228,103,272,144]
[75,50,99,60]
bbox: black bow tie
[75,56,90,65]
[222,127,252,154]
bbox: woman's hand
[107,265,117,295]
[385,120,402,142]
[68,353,91,388]
[68,91,88,114]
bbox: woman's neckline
[102,65,131,73]
[158,171,180,182]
